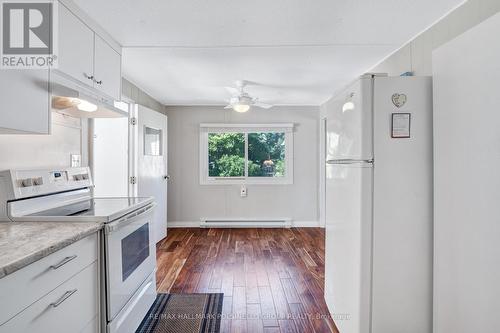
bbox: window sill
[200,177,293,185]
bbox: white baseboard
[293,220,321,227]
[167,220,321,228]
[168,221,200,228]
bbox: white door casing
[137,106,168,243]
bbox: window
[144,126,162,156]
[200,124,294,184]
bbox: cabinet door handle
[50,289,77,308]
[84,73,94,80]
[95,79,103,85]
[50,255,77,270]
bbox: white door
[137,105,168,243]
[91,117,129,197]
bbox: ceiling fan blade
[225,86,239,95]
[240,80,260,86]
[254,101,273,109]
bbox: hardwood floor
[156,228,338,333]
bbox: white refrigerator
[324,75,433,333]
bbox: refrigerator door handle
[326,159,374,165]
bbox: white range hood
[50,71,127,118]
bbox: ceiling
[74,0,463,106]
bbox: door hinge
[129,117,137,125]
[129,176,137,185]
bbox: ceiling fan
[224,80,273,113]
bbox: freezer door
[324,163,373,333]
[325,77,373,161]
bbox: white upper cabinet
[58,4,94,86]
[0,3,121,135]
[94,35,121,100]
[56,4,122,101]
[0,70,50,134]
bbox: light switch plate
[240,185,247,197]
[71,154,81,167]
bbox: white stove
[0,167,157,333]
[21,197,153,222]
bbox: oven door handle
[104,202,156,234]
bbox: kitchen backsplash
[0,113,87,171]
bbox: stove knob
[33,177,43,186]
[21,178,33,187]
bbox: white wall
[432,12,500,333]
[0,113,87,171]
[164,105,320,227]
[318,0,500,111]
[362,2,500,332]
[371,0,500,76]
[122,78,166,114]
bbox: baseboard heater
[200,217,292,228]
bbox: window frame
[143,125,164,156]
[199,123,294,185]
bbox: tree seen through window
[208,132,285,178]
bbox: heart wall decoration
[392,93,407,108]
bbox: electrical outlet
[240,185,247,197]
[70,154,81,167]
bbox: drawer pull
[50,255,77,269]
[50,289,77,308]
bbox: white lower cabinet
[0,233,99,333]
[0,262,98,333]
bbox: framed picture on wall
[391,113,411,138]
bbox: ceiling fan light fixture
[233,103,250,113]
[225,80,273,112]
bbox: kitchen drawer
[0,261,98,333]
[0,233,98,324]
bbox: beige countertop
[0,222,102,279]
